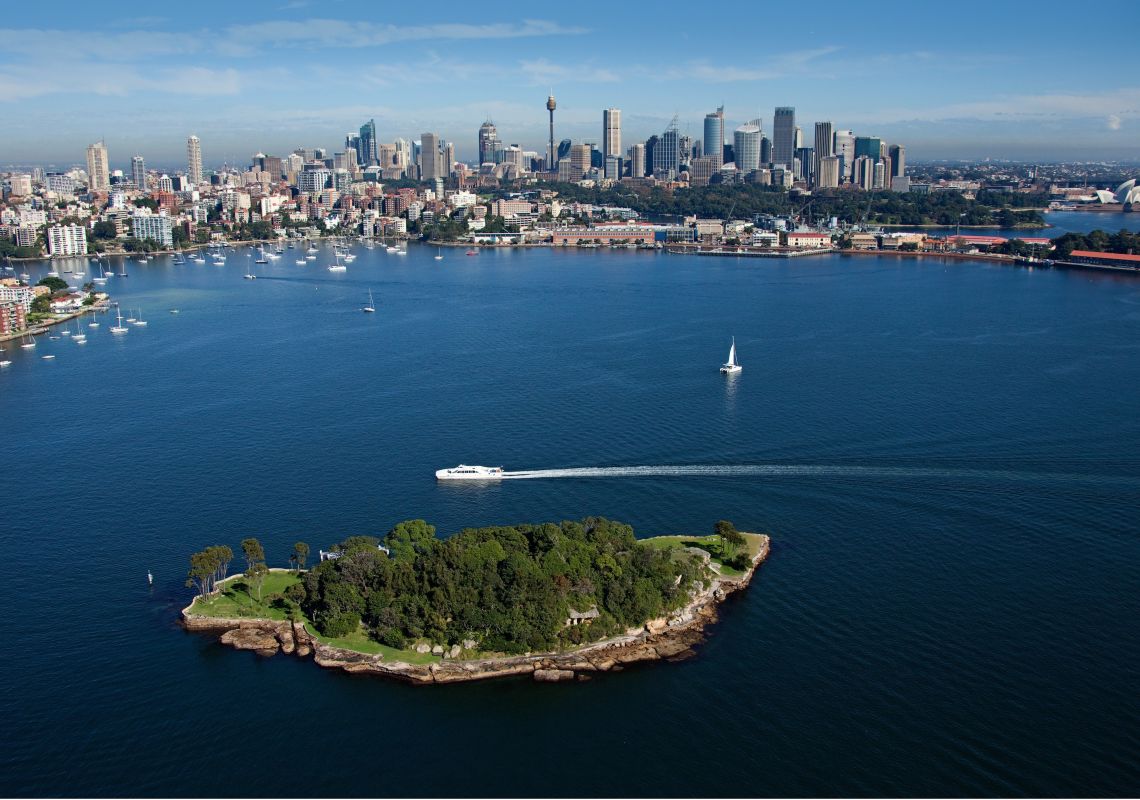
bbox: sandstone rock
[577,674,592,681]
[431,645,444,656]
[295,644,312,658]
[447,645,461,659]
[533,669,575,682]
[462,639,477,651]
[645,616,669,634]
[414,643,431,654]
[276,627,295,654]
[220,627,279,656]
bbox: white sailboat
[244,254,257,280]
[110,307,128,334]
[327,251,346,272]
[434,247,443,261]
[73,317,86,343]
[362,289,375,313]
[88,310,100,328]
[133,307,148,326]
[720,337,742,374]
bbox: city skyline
[1,0,1139,166]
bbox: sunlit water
[1,235,1138,796]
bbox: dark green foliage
[37,276,68,292]
[1050,229,1140,258]
[283,582,306,604]
[316,610,360,638]
[92,221,117,240]
[300,518,707,653]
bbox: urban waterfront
[1,236,1138,796]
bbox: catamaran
[435,465,505,481]
[720,337,742,374]
[362,289,375,313]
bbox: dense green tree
[384,520,437,561]
[92,221,118,240]
[296,518,709,653]
[37,276,68,292]
[291,541,310,573]
[241,538,265,571]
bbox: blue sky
[2,0,1138,169]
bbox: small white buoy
[147,571,153,585]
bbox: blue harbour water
[2,213,1139,797]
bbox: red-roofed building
[1065,250,1140,270]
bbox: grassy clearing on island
[304,623,440,665]
[641,532,766,579]
[190,570,302,620]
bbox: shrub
[317,610,360,638]
[378,627,405,649]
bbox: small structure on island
[320,543,390,562]
[565,606,600,627]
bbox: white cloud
[517,59,620,85]
[0,18,586,61]
[216,18,587,55]
[0,63,268,101]
[1107,113,1122,130]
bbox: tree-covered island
[182,517,770,683]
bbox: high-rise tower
[546,92,557,170]
[772,107,795,168]
[704,106,725,166]
[478,120,498,166]
[358,119,377,166]
[131,155,146,192]
[187,135,202,185]
[603,108,621,164]
[812,121,833,188]
[734,123,761,173]
[86,141,109,192]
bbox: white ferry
[435,464,505,481]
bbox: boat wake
[500,463,1139,488]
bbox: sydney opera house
[1092,178,1140,207]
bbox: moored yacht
[435,464,505,480]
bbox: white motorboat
[720,337,742,374]
[435,465,505,481]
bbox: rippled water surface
[1,241,1138,796]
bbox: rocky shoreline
[182,535,769,684]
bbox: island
[181,517,770,684]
